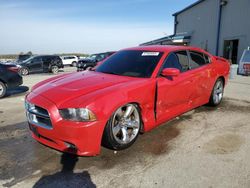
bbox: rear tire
[102,104,141,150]
[51,66,59,74]
[209,78,224,106]
[0,81,7,98]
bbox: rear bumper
[7,74,23,88]
[26,92,106,156]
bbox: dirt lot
[0,67,250,188]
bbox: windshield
[88,55,97,60]
[22,56,34,63]
[95,50,163,78]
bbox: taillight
[7,67,19,73]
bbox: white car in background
[60,56,78,66]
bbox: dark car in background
[77,52,115,71]
[19,55,64,76]
[0,63,23,98]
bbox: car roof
[34,55,59,58]
[123,45,208,54]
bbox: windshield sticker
[142,52,160,56]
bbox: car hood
[32,71,139,107]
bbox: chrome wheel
[21,68,29,76]
[112,104,140,145]
[213,80,223,104]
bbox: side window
[162,51,189,72]
[189,51,206,69]
[175,51,189,72]
[32,57,42,64]
[163,53,182,71]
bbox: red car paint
[25,46,230,156]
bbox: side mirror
[161,68,180,77]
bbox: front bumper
[26,92,106,156]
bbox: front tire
[209,78,224,106]
[51,66,59,74]
[20,67,29,76]
[0,81,7,98]
[102,104,141,150]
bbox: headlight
[59,108,97,122]
[25,101,35,111]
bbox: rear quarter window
[189,51,208,69]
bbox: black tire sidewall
[0,81,7,98]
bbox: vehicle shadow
[33,151,96,188]
[5,86,29,98]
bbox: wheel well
[130,102,145,133]
[218,76,225,86]
[0,79,7,90]
[102,102,145,139]
[0,79,6,85]
[21,66,29,71]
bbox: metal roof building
[141,0,250,64]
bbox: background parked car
[77,51,115,71]
[19,55,64,76]
[60,56,78,67]
[0,63,23,98]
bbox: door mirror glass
[161,68,180,77]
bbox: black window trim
[157,50,190,77]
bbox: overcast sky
[0,0,196,54]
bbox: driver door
[156,51,196,124]
[28,57,43,73]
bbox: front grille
[26,102,53,129]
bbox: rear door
[41,56,51,72]
[63,56,71,65]
[187,50,212,106]
[156,51,195,123]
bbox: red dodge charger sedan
[25,46,230,156]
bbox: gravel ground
[0,68,250,188]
